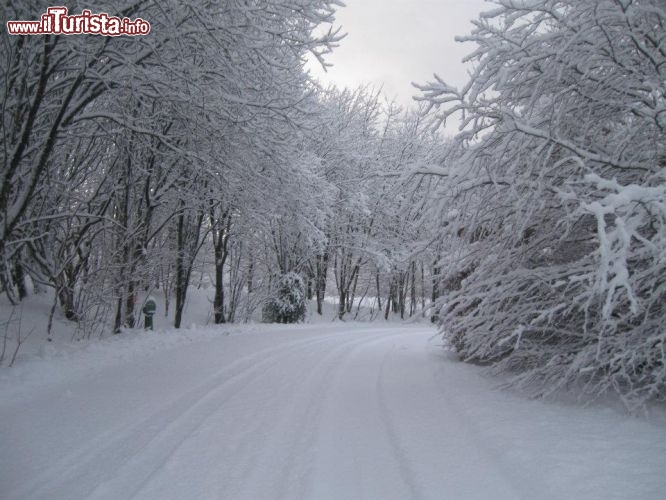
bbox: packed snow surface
[1,323,665,500]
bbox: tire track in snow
[376,333,536,499]
[11,331,343,500]
[375,344,425,500]
[130,330,392,500]
[429,359,544,500]
[233,330,413,500]
[301,328,435,500]
[89,331,354,500]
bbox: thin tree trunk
[174,205,205,329]
[246,254,254,294]
[211,210,230,325]
[398,273,406,319]
[12,262,27,300]
[410,261,416,317]
[316,252,328,315]
[431,257,440,323]
[174,211,187,329]
[393,275,400,315]
[125,281,136,328]
[306,266,314,300]
[348,263,360,313]
[114,295,123,333]
[213,255,225,324]
[421,261,426,315]
[384,280,392,320]
[338,289,346,320]
[56,279,78,321]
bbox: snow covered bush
[418,0,666,408]
[263,273,307,324]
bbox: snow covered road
[1,323,665,499]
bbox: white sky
[308,0,489,110]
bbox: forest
[2,0,664,410]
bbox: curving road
[2,323,664,499]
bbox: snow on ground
[1,320,665,500]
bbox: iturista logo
[7,6,151,36]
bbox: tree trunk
[12,261,27,300]
[410,261,417,317]
[174,204,205,329]
[431,257,440,323]
[247,254,254,294]
[316,252,328,315]
[174,211,187,329]
[347,264,360,313]
[398,272,402,319]
[113,295,123,334]
[338,289,346,320]
[213,255,225,324]
[384,280,392,320]
[125,281,136,328]
[56,281,78,321]
[211,207,231,324]
[420,261,426,315]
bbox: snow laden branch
[0,0,344,330]
[416,0,666,409]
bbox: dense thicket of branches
[1,0,346,331]
[417,0,665,408]
[1,1,443,340]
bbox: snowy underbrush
[0,295,370,405]
[0,283,385,376]
[442,166,665,412]
[423,0,666,412]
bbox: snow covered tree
[417,0,666,408]
[1,0,343,330]
[263,272,307,323]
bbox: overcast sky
[308,0,489,110]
